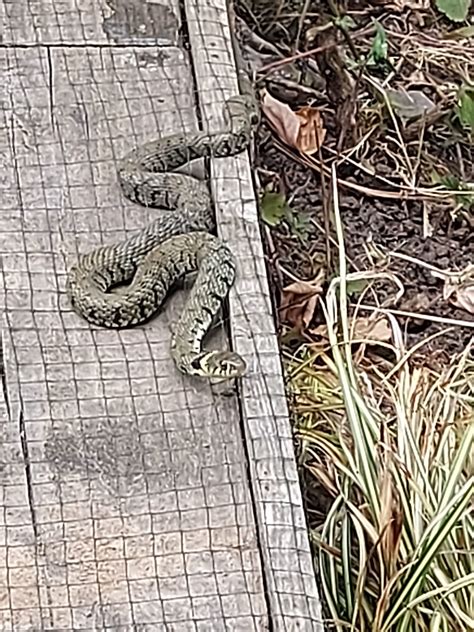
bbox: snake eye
[190,358,203,371]
[250,110,260,126]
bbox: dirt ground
[238,1,474,360]
[258,127,473,357]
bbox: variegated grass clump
[286,174,473,632]
[289,331,473,632]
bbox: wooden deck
[0,1,322,630]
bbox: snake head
[189,351,247,380]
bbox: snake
[66,73,258,379]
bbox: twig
[275,139,468,201]
[258,42,338,74]
[364,75,415,187]
[387,250,467,279]
[359,305,474,329]
[294,0,311,52]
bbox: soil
[238,1,474,360]
[258,124,473,357]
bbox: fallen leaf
[352,317,392,342]
[450,285,474,313]
[345,278,371,298]
[444,24,474,39]
[260,191,289,227]
[387,89,436,121]
[261,91,300,147]
[431,171,474,209]
[442,264,474,314]
[310,323,329,338]
[261,90,326,154]
[334,15,357,30]
[295,106,326,155]
[457,87,474,132]
[400,293,432,313]
[280,271,326,330]
[310,316,392,343]
[435,0,471,22]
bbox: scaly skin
[66,87,258,379]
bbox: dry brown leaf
[295,106,326,155]
[261,90,300,147]
[310,316,392,343]
[387,89,436,121]
[280,272,325,330]
[261,91,326,155]
[352,317,392,341]
[379,463,404,576]
[310,323,330,339]
[440,264,474,315]
[451,285,474,314]
[399,293,432,314]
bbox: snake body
[66,79,257,379]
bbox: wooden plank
[1,0,181,46]
[184,0,324,629]
[0,41,267,631]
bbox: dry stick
[364,75,416,187]
[359,305,474,329]
[258,42,338,74]
[236,16,283,58]
[274,138,463,201]
[387,250,471,279]
[328,0,360,62]
[294,0,311,52]
[326,0,365,154]
[455,142,466,182]
[317,128,333,275]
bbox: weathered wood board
[0,42,266,632]
[1,0,180,46]
[184,0,323,627]
[0,0,323,630]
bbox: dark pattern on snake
[66,81,258,379]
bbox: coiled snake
[66,74,258,379]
